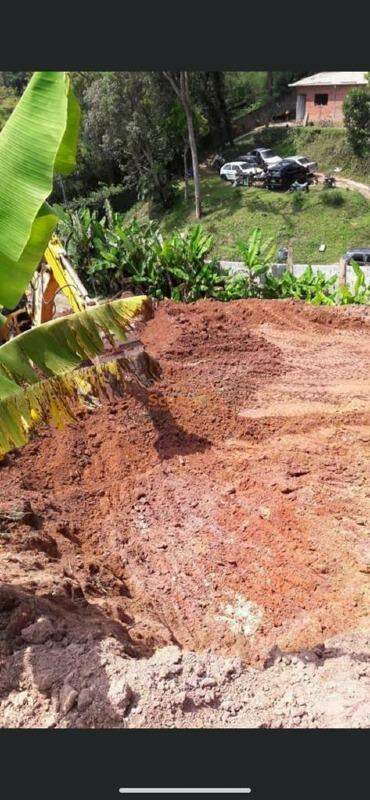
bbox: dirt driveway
[317,172,370,200]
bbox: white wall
[220,261,370,290]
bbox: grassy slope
[231,126,370,182]
[128,126,370,264]
[129,173,370,265]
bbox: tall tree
[211,72,234,146]
[163,71,202,219]
[81,72,178,208]
[192,72,224,148]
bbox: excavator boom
[40,237,92,321]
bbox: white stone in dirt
[108,679,133,713]
[21,617,54,644]
[217,594,263,636]
[150,645,183,666]
[59,683,78,714]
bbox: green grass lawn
[129,171,370,265]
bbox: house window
[314,93,328,106]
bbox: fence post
[338,257,347,288]
[287,247,294,275]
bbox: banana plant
[236,228,276,297]
[230,228,275,298]
[0,72,155,458]
[336,261,370,305]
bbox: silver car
[285,156,317,172]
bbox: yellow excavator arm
[1,237,94,341]
[44,238,88,314]
[41,236,92,318]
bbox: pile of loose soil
[0,299,369,728]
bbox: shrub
[233,228,275,297]
[263,266,337,303]
[320,189,345,207]
[291,191,305,213]
[343,86,370,157]
[59,211,218,300]
[59,210,164,296]
[64,183,128,213]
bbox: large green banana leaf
[0,73,159,460]
[0,72,80,308]
[0,296,158,457]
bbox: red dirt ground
[1,299,369,684]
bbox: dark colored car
[248,148,282,168]
[266,160,310,190]
[344,248,370,266]
[237,154,260,167]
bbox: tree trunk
[181,72,202,219]
[163,71,202,219]
[201,72,224,148]
[267,71,273,99]
[183,145,189,202]
[212,72,234,146]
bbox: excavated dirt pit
[0,299,369,728]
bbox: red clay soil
[0,299,369,672]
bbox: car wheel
[221,174,227,181]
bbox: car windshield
[262,150,274,158]
[299,157,309,164]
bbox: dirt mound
[0,298,369,727]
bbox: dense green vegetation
[1,72,368,215]
[225,71,306,120]
[59,212,370,305]
[1,72,368,290]
[343,85,370,157]
[128,173,370,265]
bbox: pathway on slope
[317,173,370,201]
